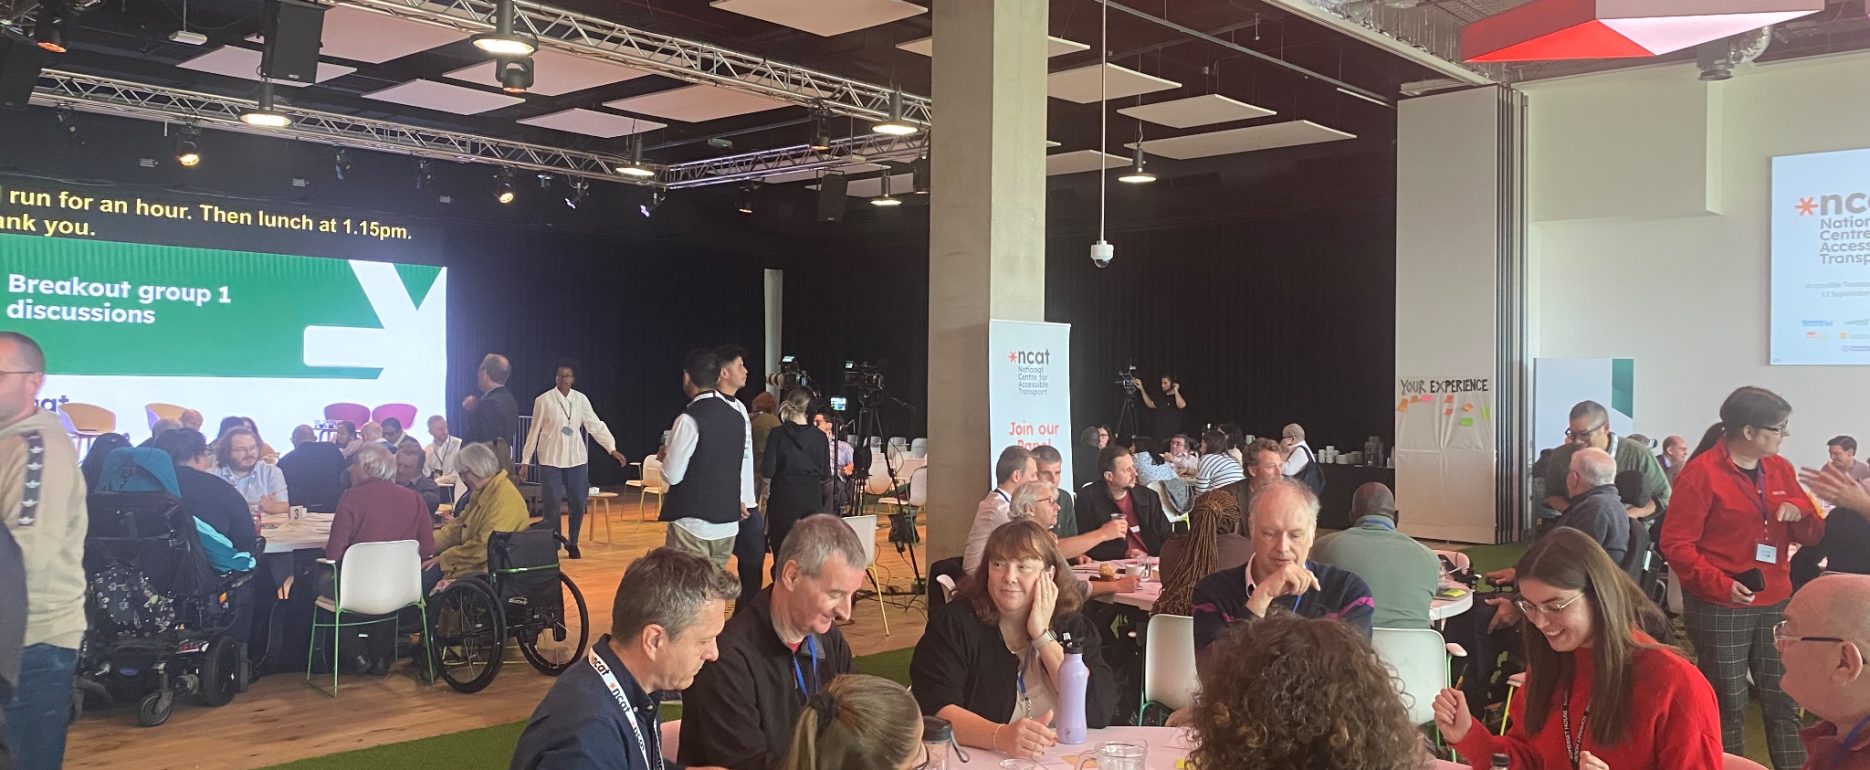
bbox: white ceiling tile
[317,5,470,64]
[177,46,354,87]
[445,49,650,97]
[517,109,666,138]
[1047,63,1181,104]
[1124,120,1356,160]
[710,0,925,37]
[363,79,525,115]
[603,84,792,123]
[843,173,914,197]
[782,162,887,185]
[1045,150,1126,176]
[897,35,1089,57]
[1117,94,1276,129]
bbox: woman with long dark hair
[761,387,829,562]
[1436,527,1722,768]
[1153,485,1248,617]
[1660,386,1824,770]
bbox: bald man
[1779,574,1870,768]
[179,408,204,432]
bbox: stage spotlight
[174,125,201,168]
[807,112,832,152]
[495,168,515,204]
[869,174,901,207]
[564,178,588,209]
[638,189,664,218]
[1117,145,1155,184]
[735,183,756,215]
[871,87,917,136]
[911,153,929,195]
[333,147,352,180]
[614,136,655,178]
[241,81,291,127]
[32,3,69,54]
[415,159,434,190]
[497,56,533,94]
[473,0,536,57]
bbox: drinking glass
[1075,741,1147,770]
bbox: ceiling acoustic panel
[446,49,650,96]
[896,35,1089,57]
[1044,150,1127,176]
[1124,120,1356,160]
[363,79,525,115]
[317,5,470,64]
[841,173,914,197]
[1047,63,1181,104]
[603,84,792,123]
[517,109,666,138]
[710,0,925,37]
[179,46,354,87]
[1117,94,1275,129]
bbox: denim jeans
[2,644,78,770]
[536,464,591,546]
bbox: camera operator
[1135,374,1187,440]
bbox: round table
[950,724,1464,768]
[260,512,334,554]
[1430,587,1474,621]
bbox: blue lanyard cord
[1013,645,1036,720]
[1835,713,1870,770]
[790,635,819,702]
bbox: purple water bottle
[1056,632,1090,745]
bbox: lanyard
[557,391,576,424]
[790,635,819,702]
[993,489,1011,504]
[1013,645,1035,720]
[1835,713,1870,770]
[1561,685,1590,770]
[588,649,662,770]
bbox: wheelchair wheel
[517,573,589,676]
[137,690,173,727]
[431,578,505,694]
[199,639,240,707]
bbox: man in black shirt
[462,353,519,470]
[277,424,347,512]
[1074,446,1171,562]
[679,515,867,770]
[1136,374,1186,440]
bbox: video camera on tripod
[1115,364,1140,395]
[765,354,816,394]
[842,359,886,398]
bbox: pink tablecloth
[950,725,1464,768]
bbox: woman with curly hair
[1190,614,1424,770]
[1153,485,1249,617]
[1434,527,1722,769]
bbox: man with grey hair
[179,407,204,432]
[1776,573,1870,768]
[1008,480,1126,563]
[680,514,865,769]
[1490,447,1628,591]
[962,445,1038,573]
[513,548,739,770]
[1191,479,1374,660]
[1542,399,1670,518]
[1029,444,1077,539]
[461,353,519,468]
[322,443,435,674]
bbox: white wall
[1525,53,1870,471]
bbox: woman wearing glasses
[1659,386,1825,770]
[1434,528,1722,769]
[780,674,925,770]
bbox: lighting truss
[31,69,660,186]
[661,132,928,189]
[337,0,932,128]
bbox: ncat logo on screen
[1006,350,1051,365]
[1797,194,1870,216]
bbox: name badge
[561,426,574,436]
[1756,543,1779,564]
[1129,526,1141,534]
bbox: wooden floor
[64,492,931,770]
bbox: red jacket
[1454,635,1723,769]
[1659,441,1823,608]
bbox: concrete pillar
[924,0,1049,561]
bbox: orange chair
[58,402,117,453]
[144,402,186,428]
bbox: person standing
[761,388,828,569]
[1660,386,1823,770]
[462,353,519,470]
[662,346,755,570]
[1136,374,1186,440]
[0,333,87,770]
[519,360,629,560]
[750,392,781,498]
[813,412,854,514]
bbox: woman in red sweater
[1659,386,1824,770]
[1434,528,1722,769]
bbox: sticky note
[1462,403,1475,413]
[1482,406,1491,419]
[1397,399,1410,413]
[1417,394,1432,403]
[1460,417,1475,427]
[1444,395,1455,404]
[1444,408,1454,417]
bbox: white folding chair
[628,456,669,521]
[661,719,680,762]
[878,465,926,511]
[909,438,928,458]
[306,539,433,696]
[1140,614,1199,718]
[840,514,890,636]
[1372,627,1452,728]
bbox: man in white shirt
[214,427,289,515]
[962,446,1037,574]
[661,346,756,570]
[423,415,462,479]
[1280,423,1316,478]
[520,359,629,559]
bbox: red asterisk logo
[1797,197,1817,216]
[1007,352,1017,363]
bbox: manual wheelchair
[425,528,589,693]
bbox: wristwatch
[1033,629,1057,648]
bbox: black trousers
[1440,601,1524,719]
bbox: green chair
[305,539,434,696]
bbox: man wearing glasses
[1541,400,1672,520]
[1776,573,1870,769]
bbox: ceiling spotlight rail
[30,69,661,186]
[339,0,933,127]
[660,132,928,189]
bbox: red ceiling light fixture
[1461,0,1823,63]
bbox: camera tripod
[845,391,925,595]
[1115,379,1141,441]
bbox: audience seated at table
[79,431,131,491]
[393,444,442,517]
[1311,482,1440,629]
[1074,446,1171,562]
[1166,433,1197,475]
[319,444,437,674]
[910,520,1119,760]
[1128,435,1178,485]
[142,417,182,445]
[1029,445,1078,540]
[360,421,385,451]
[1434,527,1721,770]
[1191,429,1240,496]
[1007,480,1125,566]
[679,514,866,770]
[963,446,1038,574]
[1192,479,1373,659]
[1543,400,1671,520]
[1241,437,1287,499]
[426,442,527,581]
[277,424,348,513]
[379,416,421,454]
[179,407,204,433]
[423,415,462,479]
[1544,447,1629,565]
[780,674,924,770]
[1154,478,1250,617]
[214,427,290,516]
[332,420,363,458]
[154,428,260,557]
[1190,616,1425,770]
[1075,425,1109,494]
[1776,573,1870,770]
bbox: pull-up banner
[988,320,1074,491]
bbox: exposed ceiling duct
[1697,25,1775,81]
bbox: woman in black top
[909,520,1117,760]
[761,387,830,561]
